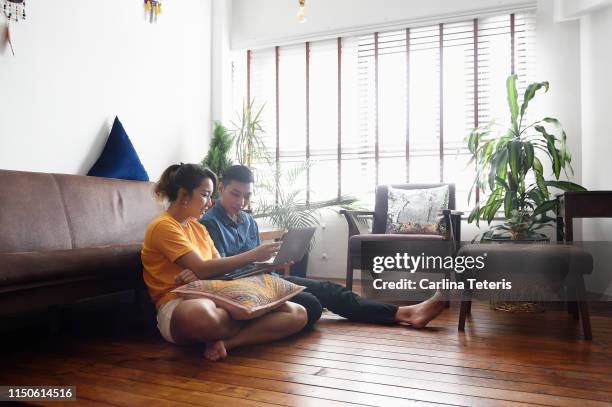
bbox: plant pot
[482,230,550,243]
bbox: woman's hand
[250,241,282,262]
[175,269,199,284]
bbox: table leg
[458,289,472,332]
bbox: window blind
[231,11,536,210]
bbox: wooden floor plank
[63,342,612,406]
[73,339,612,403]
[296,331,607,369]
[2,292,611,407]
[234,344,612,393]
[223,354,612,403]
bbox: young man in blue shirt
[201,165,444,329]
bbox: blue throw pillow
[87,116,149,181]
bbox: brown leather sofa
[0,169,163,317]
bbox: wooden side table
[555,191,612,337]
[556,191,612,242]
[457,243,594,340]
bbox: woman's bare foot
[394,291,446,328]
[204,340,228,361]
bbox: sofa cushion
[87,116,149,181]
[0,244,143,288]
[0,170,73,253]
[53,174,162,248]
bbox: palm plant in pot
[231,99,358,276]
[467,75,586,241]
[253,162,358,277]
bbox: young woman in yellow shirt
[141,163,307,361]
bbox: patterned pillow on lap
[172,274,305,320]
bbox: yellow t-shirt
[141,212,219,311]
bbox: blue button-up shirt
[201,201,261,257]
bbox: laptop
[216,227,316,280]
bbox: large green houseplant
[202,121,234,178]
[467,75,586,240]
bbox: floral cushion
[171,274,305,320]
[385,185,449,235]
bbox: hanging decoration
[144,0,162,23]
[1,0,26,56]
[296,0,306,23]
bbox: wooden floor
[2,287,612,407]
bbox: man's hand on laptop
[251,241,282,262]
[175,269,199,284]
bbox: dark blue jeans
[284,276,398,329]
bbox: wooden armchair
[340,184,462,291]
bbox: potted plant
[202,121,234,178]
[232,98,271,168]
[232,100,358,276]
[467,74,586,241]
[254,162,358,277]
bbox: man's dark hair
[222,165,254,185]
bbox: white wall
[577,2,612,297]
[211,0,233,124]
[0,0,213,181]
[533,0,583,241]
[580,4,612,241]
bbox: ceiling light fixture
[296,0,306,23]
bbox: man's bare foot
[394,291,445,328]
[204,340,228,361]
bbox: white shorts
[157,298,184,344]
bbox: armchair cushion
[385,185,449,235]
[349,233,445,254]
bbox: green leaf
[497,149,508,181]
[506,75,519,134]
[482,140,495,163]
[496,177,510,191]
[543,180,587,192]
[507,141,521,187]
[504,191,514,218]
[524,143,534,172]
[543,117,573,175]
[533,199,557,216]
[533,156,544,174]
[535,125,561,179]
[468,205,480,225]
[527,189,544,206]
[485,199,503,223]
[520,82,549,119]
[535,170,549,199]
[467,130,479,154]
